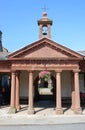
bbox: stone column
[71,72,75,110]
[15,71,20,111]
[28,71,34,114]
[9,71,16,113]
[56,70,63,114]
[73,70,82,114]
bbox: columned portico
[73,70,82,114]
[28,71,35,114]
[55,70,63,114]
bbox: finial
[42,5,49,18]
[43,11,47,18]
[42,5,48,13]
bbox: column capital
[73,69,80,73]
[11,71,16,77]
[55,69,62,73]
[27,70,34,73]
[15,71,20,76]
[11,70,16,73]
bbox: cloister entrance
[33,71,56,114]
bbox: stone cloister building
[0,12,85,114]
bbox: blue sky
[0,0,85,52]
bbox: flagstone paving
[0,100,85,116]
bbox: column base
[16,105,21,111]
[71,105,75,111]
[8,107,17,114]
[56,108,63,114]
[28,108,35,114]
[74,108,83,114]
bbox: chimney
[0,31,3,52]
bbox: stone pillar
[73,70,82,114]
[9,71,16,113]
[71,72,75,110]
[39,25,42,39]
[15,71,20,111]
[28,71,34,114]
[56,70,63,114]
[47,24,51,38]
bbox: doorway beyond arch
[34,75,56,101]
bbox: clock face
[42,26,48,35]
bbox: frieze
[11,63,79,71]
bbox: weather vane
[42,5,49,12]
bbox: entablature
[11,63,79,71]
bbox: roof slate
[0,52,10,60]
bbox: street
[0,123,85,130]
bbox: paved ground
[0,100,85,125]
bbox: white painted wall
[20,71,28,98]
[61,71,71,97]
[20,71,39,98]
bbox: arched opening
[34,71,56,102]
[42,26,48,36]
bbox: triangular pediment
[8,38,83,60]
[24,45,69,59]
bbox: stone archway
[34,73,56,101]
